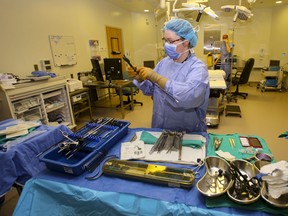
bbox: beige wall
[0,0,134,78]
[130,12,158,67]
[171,8,273,68]
[152,6,288,69]
[1,1,288,79]
[270,5,288,66]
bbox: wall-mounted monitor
[91,59,104,82]
[269,60,280,67]
[144,60,155,69]
[104,58,123,81]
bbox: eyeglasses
[162,37,183,44]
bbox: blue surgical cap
[163,18,198,48]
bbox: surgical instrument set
[39,118,130,175]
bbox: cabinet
[0,76,75,128]
[69,88,92,122]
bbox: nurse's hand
[127,67,143,82]
[127,67,138,79]
[138,67,153,80]
[138,67,168,89]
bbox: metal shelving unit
[69,87,92,122]
[0,77,75,128]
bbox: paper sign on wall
[49,35,77,66]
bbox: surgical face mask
[164,40,188,60]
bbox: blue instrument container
[40,119,130,175]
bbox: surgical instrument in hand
[122,55,179,103]
[123,54,137,72]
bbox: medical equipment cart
[257,69,283,92]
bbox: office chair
[229,58,255,99]
[116,71,143,109]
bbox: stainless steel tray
[102,159,195,188]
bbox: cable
[85,155,118,180]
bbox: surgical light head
[238,13,249,20]
[163,18,198,48]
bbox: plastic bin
[40,120,130,175]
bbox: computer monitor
[104,58,123,81]
[269,60,280,67]
[91,59,104,82]
[143,60,155,69]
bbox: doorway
[106,26,125,71]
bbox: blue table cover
[12,128,282,215]
[0,119,72,196]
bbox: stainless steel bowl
[196,156,233,197]
[227,159,261,204]
[261,182,288,208]
[254,160,271,170]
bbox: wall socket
[40,59,52,71]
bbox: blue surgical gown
[220,41,232,88]
[134,54,210,133]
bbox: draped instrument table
[13,128,284,216]
[0,119,72,198]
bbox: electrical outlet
[40,60,52,71]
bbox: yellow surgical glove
[127,67,142,82]
[138,67,168,89]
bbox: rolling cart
[257,69,283,92]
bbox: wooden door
[106,26,125,71]
[106,26,123,57]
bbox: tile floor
[1,82,288,216]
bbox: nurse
[220,34,233,89]
[128,18,210,133]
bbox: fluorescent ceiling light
[276,1,282,4]
[144,9,150,12]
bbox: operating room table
[207,70,227,127]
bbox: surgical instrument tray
[102,159,195,188]
[40,118,130,175]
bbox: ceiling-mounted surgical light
[246,0,256,4]
[221,0,254,22]
[172,0,219,22]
